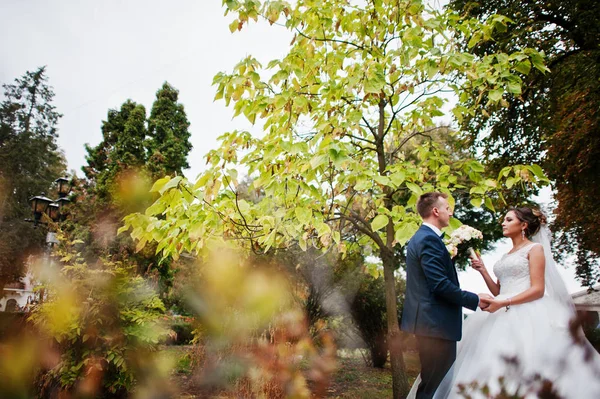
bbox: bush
[30,236,170,398]
[166,315,195,345]
[175,247,337,398]
[349,275,388,368]
[0,312,28,341]
[336,252,402,369]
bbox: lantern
[29,195,53,225]
[55,176,71,198]
[47,203,60,222]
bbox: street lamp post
[27,177,72,226]
[26,177,73,304]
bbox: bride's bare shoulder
[527,243,545,259]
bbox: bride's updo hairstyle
[510,207,547,237]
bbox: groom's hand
[478,293,494,310]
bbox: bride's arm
[485,245,546,313]
[470,256,500,296]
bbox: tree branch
[344,132,377,146]
[336,211,386,249]
[294,28,365,50]
[390,127,439,159]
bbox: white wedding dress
[408,236,600,399]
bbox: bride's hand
[483,299,507,313]
[470,255,486,273]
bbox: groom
[401,192,490,399]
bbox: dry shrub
[182,244,337,398]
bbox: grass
[327,355,394,398]
[326,349,420,398]
[168,346,421,398]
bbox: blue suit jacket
[400,225,479,341]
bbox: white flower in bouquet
[445,225,483,258]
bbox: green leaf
[374,175,391,186]
[470,197,483,208]
[366,263,380,278]
[364,67,386,94]
[468,33,481,49]
[229,19,239,33]
[150,176,171,193]
[448,217,462,230]
[470,162,485,173]
[315,221,331,237]
[528,164,545,179]
[371,215,389,231]
[426,62,438,79]
[484,196,495,212]
[469,186,486,195]
[298,236,307,251]
[237,199,250,214]
[514,60,531,75]
[394,222,416,246]
[506,80,521,95]
[405,182,423,195]
[227,168,238,181]
[488,88,504,102]
[498,166,512,179]
[531,53,550,73]
[354,177,371,191]
[145,200,166,216]
[310,154,328,169]
[333,231,341,244]
[135,238,148,253]
[194,172,212,190]
[389,171,406,186]
[159,176,182,195]
[505,176,518,189]
[295,207,312,225]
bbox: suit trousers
[416,335,456,399]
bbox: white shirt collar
[422,222,443,237]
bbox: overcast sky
[0,0,585,294]
[0,0,292,180]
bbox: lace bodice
[493,243,539,295]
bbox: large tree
[146,82,192,178]
[449,0,600,285]
[123,1,548,396]
[83,82,192,203]
[83,100,148,202]
[0,67,66,289]
[76,83,192,293]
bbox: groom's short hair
[417,192,448,218]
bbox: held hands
[478,293,494,310]
[482,298,508,313]
[477,294,508,313]
[472,254,508,312]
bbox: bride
[409,207,600,398]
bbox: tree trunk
[382,249,410,398]
[372,96,410,397]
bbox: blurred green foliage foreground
[0,235,339,399]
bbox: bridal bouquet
[445,225,483,267]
